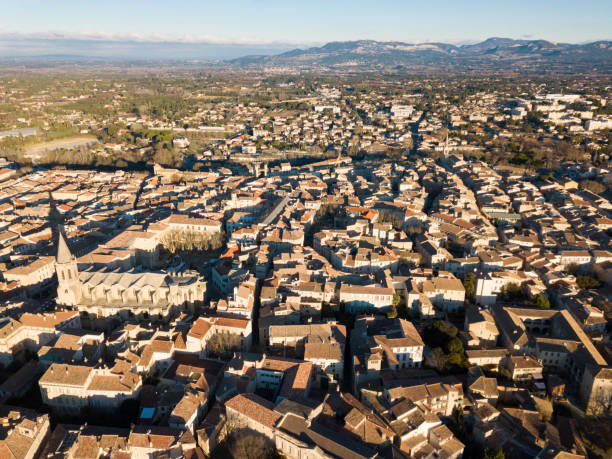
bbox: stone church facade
[55,231,206,329]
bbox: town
[0,72,610,459]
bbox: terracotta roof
[39,363,91,387]
[225,393,280,429]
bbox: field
[23,136,99,159]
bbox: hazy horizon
[0,34,611,62]
[1,1,611,60]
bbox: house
[581,366,612,416]
[502,355,544,381]
[466,349,508,367]
[128,425,187,457]
[255,356,313,403]
[169,391,204,434]
[468,376,499,405]
[386,381,464,417]
[304,342,344,386]
[0,360,42,400]
[0,406,50,459]
[465,306,499,348]
[225,393,280,440]
[267,323,346,349]
[186,316,252,357]
[162,213,222,235]
[475,271,542,306]
[0,311,81,367]
[559,250,592,269]
[2,256,56,296]
[39,364,141,414]
[339,283,394,313]
[352,317,425,389]
[406,273,465,313]
[275,412,378,459]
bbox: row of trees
[378,209,405,231]
[206,333,244,360]
[496,282,550,308]
[160,229,225,254]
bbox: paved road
[410,111,427,155]
[261,195,291,226]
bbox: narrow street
[410,110,427,156]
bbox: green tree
[533,294,550,309]
[463,273,475,301]
[445,337,464,355]
[576,275,601,290]
[484,448,505,459]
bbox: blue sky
[0,1,610,58]
[2,0,611,43]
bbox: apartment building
[39,363,142,414]
[339,283,394,313]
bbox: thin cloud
[0,30,316,47]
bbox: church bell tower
[55,228,80,306]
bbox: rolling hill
[229,38,612,73]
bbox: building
[352,317,425,389]
[581,366,612,416]
[339,283,394,313]
[475,271,542,306]
[0,311,81,367]
[503,355,544,381]
[2,256,56,296]
[0,406,50,459]
[304,342,344,386]
[185,316,252,357]
[464,306,499,348]
[55,231,206,328]
[39,364,141,414]
[225,392,281,440]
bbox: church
[55,230,206,329]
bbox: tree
[576,275,601,290]
[497,282,527,301]
[534,396,553,422]
[387,303,398,319]
[533,294,550,309]
[445,337,464,355]
[206,333,244,360]
[378,210,404,231]
[229,431,275,459]
[484,448,505,459]
[498,368,512,381]
[447,351,465,366]
[424,321,465,372]
[392,293,401,308]
[463,273,475,301]
[449,407,465,440]
[580,179,605,194]
[424,347,447,371]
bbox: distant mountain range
[229,38,612,73]
[1,37,610,73]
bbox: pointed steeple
[56,227,73,264]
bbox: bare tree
[229,431,275,459]
[206,333,244,359]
